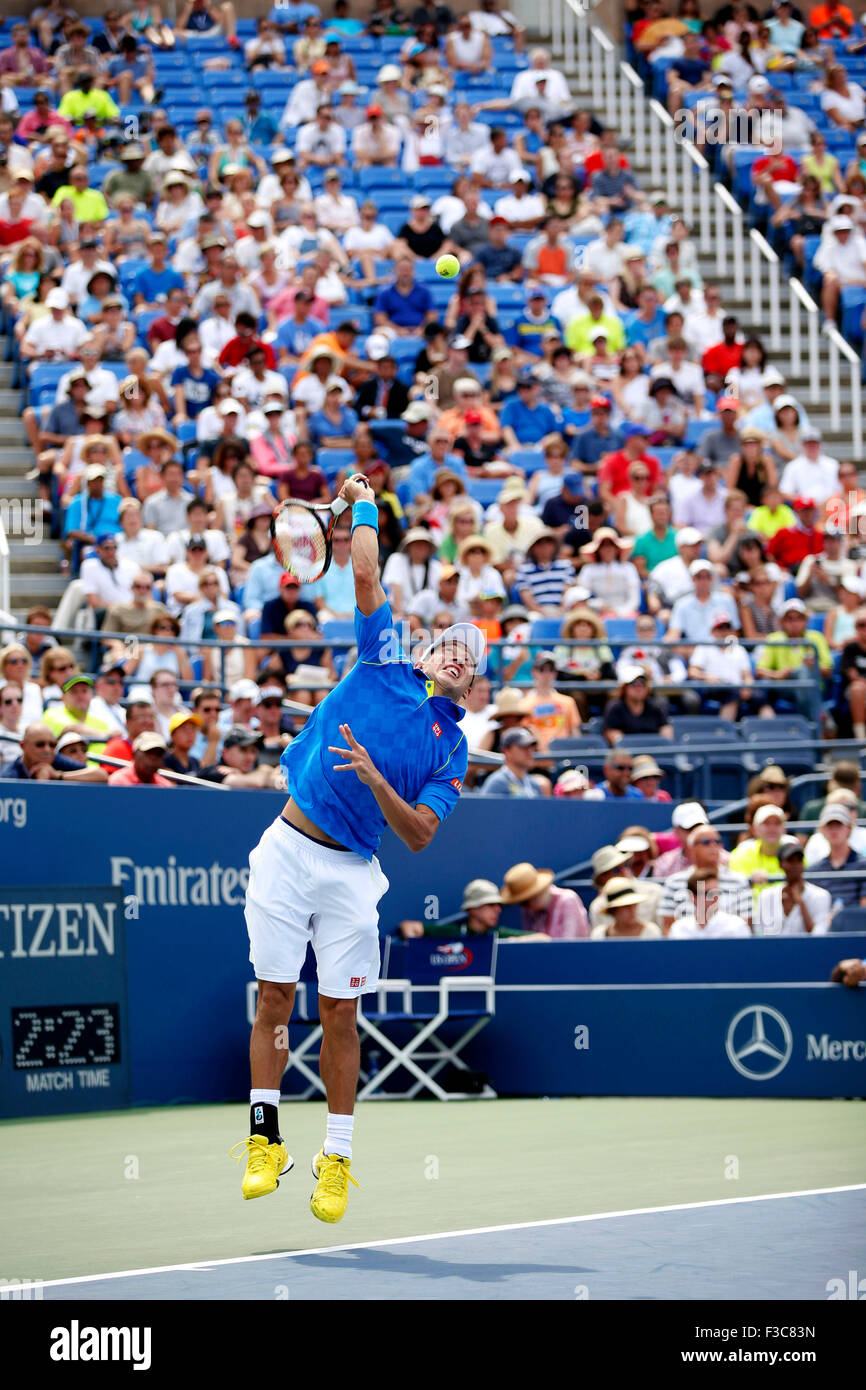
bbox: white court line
[19,1182,866,1294]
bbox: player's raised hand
[339,474,374,506]
[328,723,380,786]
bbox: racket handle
[331,498,349,517]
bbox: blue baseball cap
[526,283,548,301]
[96,531,117,545]
[622,423,649,439]
[563,472,583,492]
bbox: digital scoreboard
[0,887,130,1118]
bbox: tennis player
[235,474,483,1222]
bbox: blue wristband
[352,500,379,533]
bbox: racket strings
[272,504,328,582]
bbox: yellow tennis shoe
[310,1150,359,1223]
[231,1135,293,1200]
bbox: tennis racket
[271,496,351,583]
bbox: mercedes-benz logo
[726,1005,793,1080]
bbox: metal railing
[749,229,782,353]
[789,278,821,403]
[545,5,865,459]
[825,323,864,461]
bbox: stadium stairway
[0,336,64,619]
[552,44,863,467]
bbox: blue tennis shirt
[283,600,468,860]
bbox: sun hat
[462,879,504,910]
[579,527,633,554]
[591,845,632,880]
[599,876,647,910]
[500,862,554,904]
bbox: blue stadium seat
[508,449,546,475]
[827,908,866,933]
[604,618,639,644]
[316,448,356,480]
[739,715,814,741]
[529,617,563,642]
[464,478,502,508]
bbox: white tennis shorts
[245,815,389,998]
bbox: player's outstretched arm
[339,474,386,617]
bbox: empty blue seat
[316,448,356,480]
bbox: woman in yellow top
[729,801,792,904]
[800,130,846,195]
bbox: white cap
[365,332,391,361]
[832,215,855,232]
[819,803,853,826]
[761,367,786,388]
[672,802,708,831]
[247,210,269,228]
[217,398,242,416]
[377,63,402,82]
[563,584,591,608]
[677,527,704,547]
[689,558,714,575]
[753,802,786,827]
[748,75,771,93]
[619,663,648,684]
[781,596,807,616]
[229,678,261,703]
[46,288,69,310]
[421,622,487,677]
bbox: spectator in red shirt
[103,699,157,763]
[583,134,631,180]
[217,311,276,371]
[752,150,801,211]
[767,497,824,570]
[701,315,743,393]
[145,290,191,350]
[597,424,664,508]
[107,731,175,786]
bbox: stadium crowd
[0,1,865,932]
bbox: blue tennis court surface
[37,1186,865,1301]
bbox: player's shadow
[283,1247,598,1285]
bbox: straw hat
[493,687,529,716]
[499,862,554,904]
[458,534,493,563]
[431,468,466,499]
[591,845,632,880]
[562,606,605,640]
[400,526,436,550]
[579,527,633,555]
[599,876,647,911]
[80,435,113,461]
[138,426,178,453]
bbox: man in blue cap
[507,283,562,355]
[500,372,558,448]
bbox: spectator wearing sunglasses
[0,723,108,783]
[659,825,750,933]
[0,644,44,727]
[0,684,25,765]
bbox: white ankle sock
[324,1112,354,1159]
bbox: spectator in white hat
[813,215,866,322]
[590,877,662,938]
[667,558,740,642]
[21,287,89,368]
[779,429,840,505]
[688,611,772,721]
[804,805,866,909]
[652,801,710,878]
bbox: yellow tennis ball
[435,253,460,279]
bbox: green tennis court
[2,1098,864,1296]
